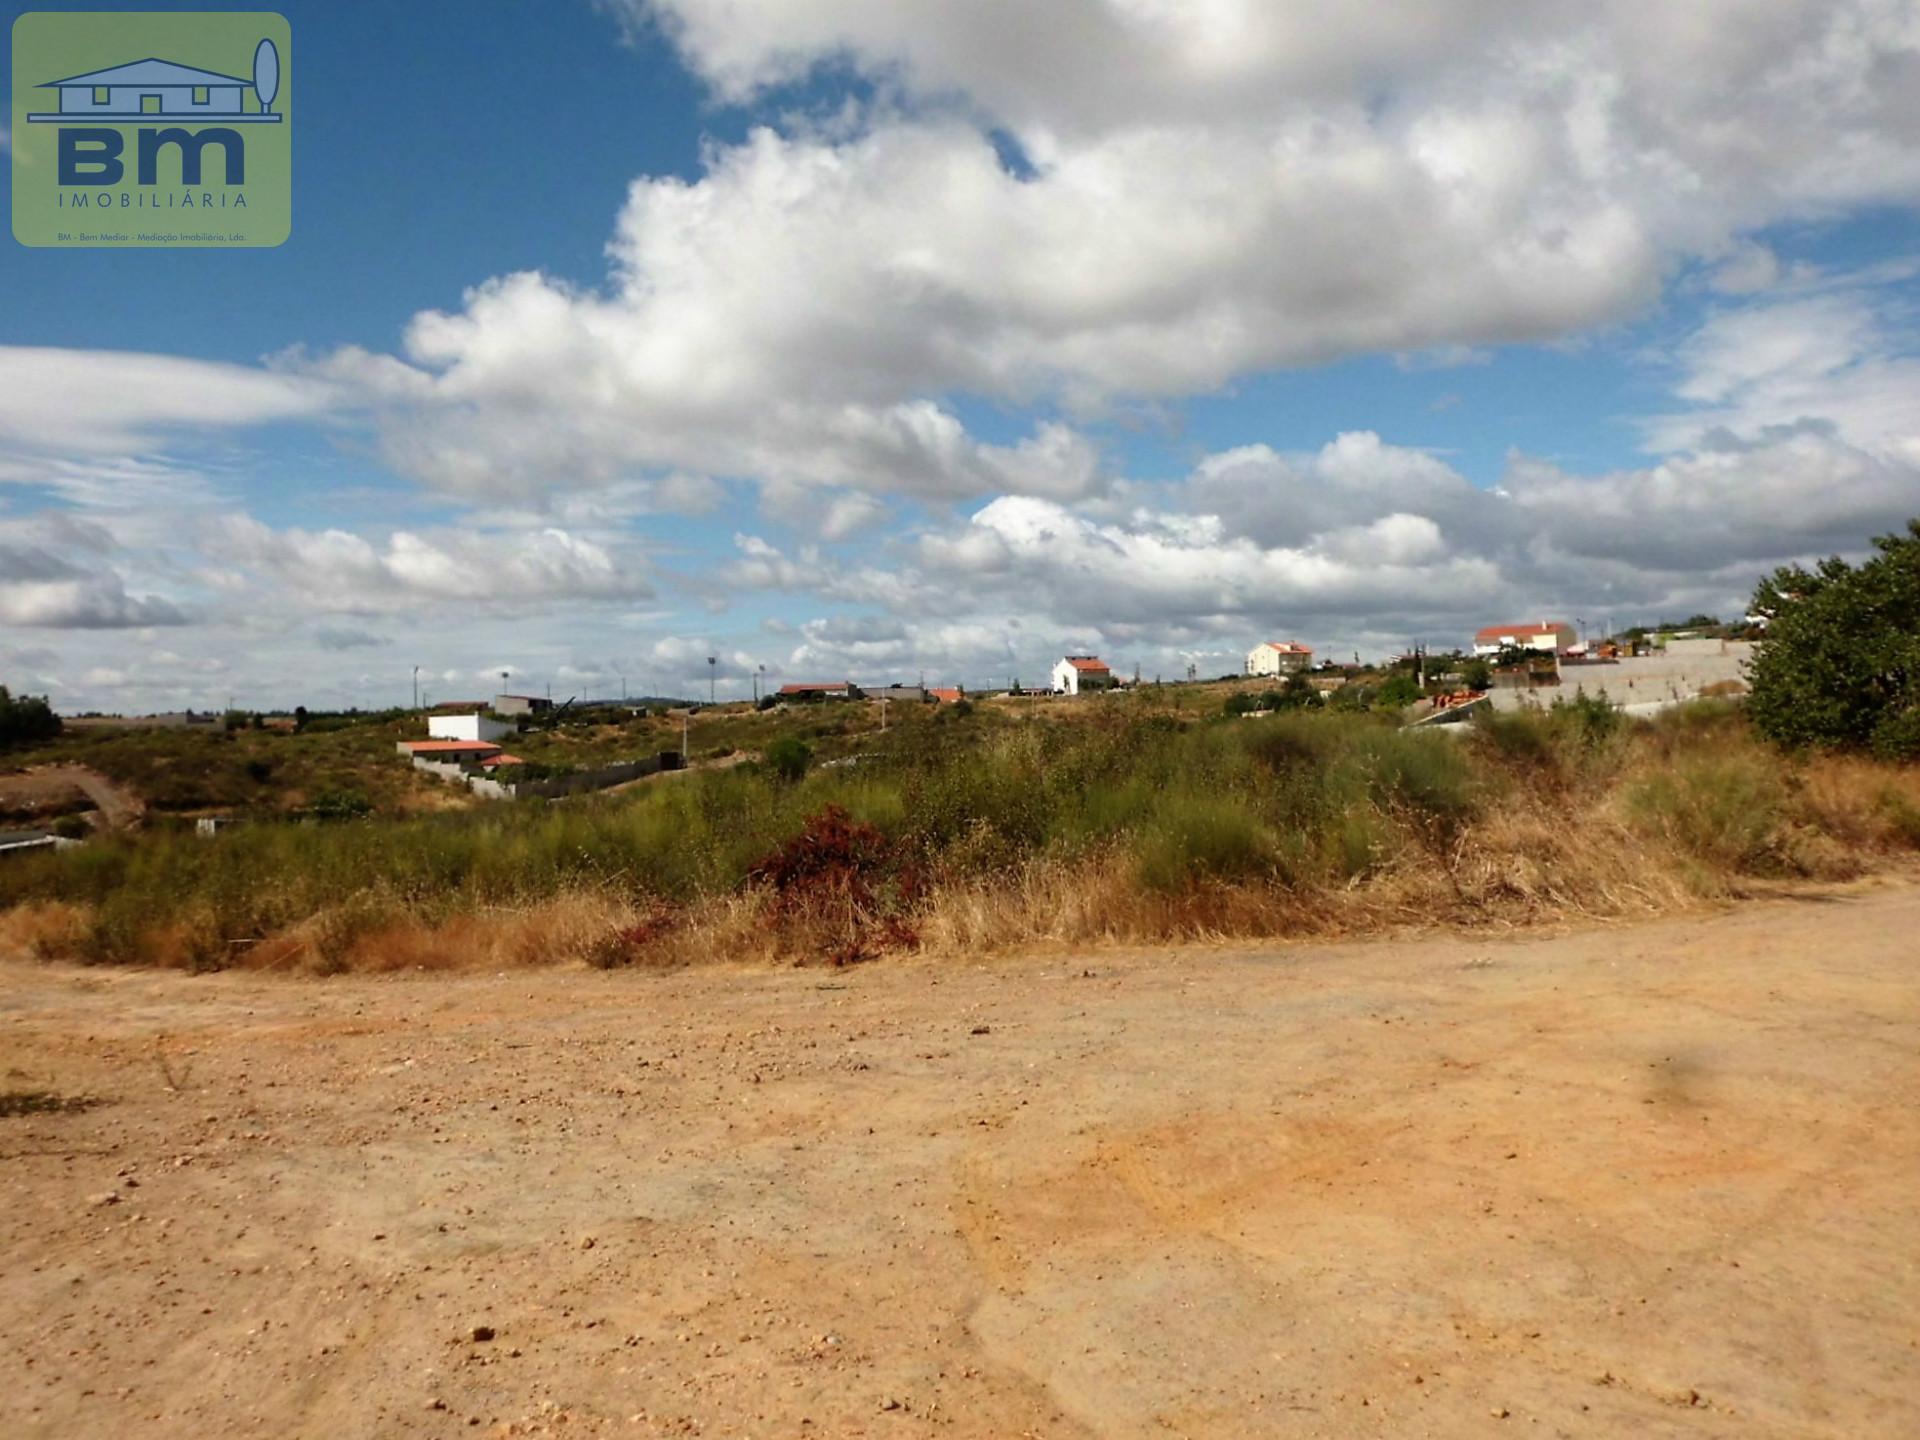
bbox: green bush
[765,736,813,783]
[1136,794,1273,891]
[1552,692,1622,749]
[1626,750,1787,872]
[1373,673,1422,710]
[1748,518,1920,756]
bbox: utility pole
[707,655,717,706]
[412,665,420,711]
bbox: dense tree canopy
[1747,520,1920,758]
[0,686,61,749]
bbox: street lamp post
[412,665,420,711]
[707,655,717,706]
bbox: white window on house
[193,86,209,105]
[93,86,110,104]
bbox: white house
[1473,621,1577,656]
[1051,656,1115,695]
[428,712,514,744]
[1246,641,1313,677]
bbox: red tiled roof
[479,753,525,768]
[405,739,503,755]
[928,687,963,703]
[1260,641,1312,654]
[1475,621,1572,642]
[1064,657,1110,672]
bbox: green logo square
[11,10,291,247]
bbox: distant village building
[928,687,965,704]
[1473,621,1577,656]
[428,712,515,744]
[1052,656,1115,695]
[493,694,553,717]
[778,682,863,701]
[864,685,928,703]
[1246,641,1313,677]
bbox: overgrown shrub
[1626,749,1789,873]
[765,735,813,782]
[6,698,1919,970]
[1748,518,1920,756]
[746,805,917,964]
[1136,795,1273,891]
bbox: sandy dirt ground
[3,884,1917,1439]
[0,766,145,829]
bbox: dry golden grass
[0,900,92,963]
[7,706,1919,974]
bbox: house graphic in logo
[12,9,292,247]
[27,40,281,124]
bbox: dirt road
[0,765,145,828]
[3,885,1917,1438]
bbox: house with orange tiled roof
[1245,641,1313,678]
[1051,655,1116,696]
[396,738,504,761]
[1472,620,1576,657]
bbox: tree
[0,686,61,748]
[1279,670,1321,709]
[1461,657,1494,691]
[765,735,813,783]
[1374,672,1422,710]
[1746,519,1920,757]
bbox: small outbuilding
[429,712,514,744]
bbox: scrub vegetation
[3,694,1917,973]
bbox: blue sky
[3,0,1919,709]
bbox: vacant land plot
[3,884,1916,1438]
